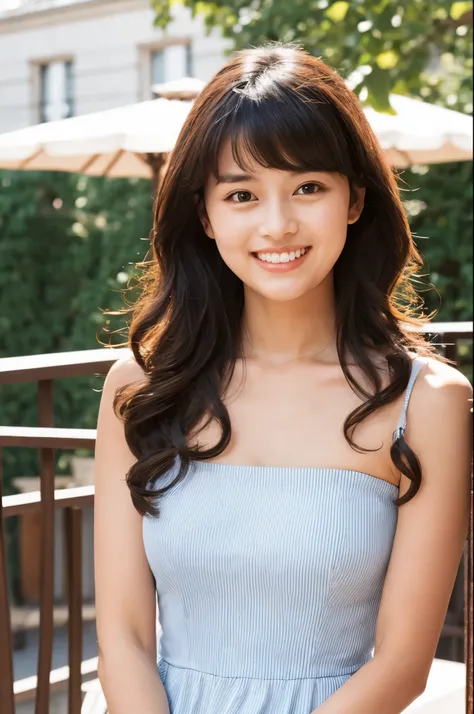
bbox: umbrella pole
[143,152,167,202]
[152,169,159,203]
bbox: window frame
[30,54,75,124]
[137,39,192,101]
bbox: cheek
[214,236,250,275]
[314,195,350,226]
[314,200,351,249]
[211,218,254,283]
[210,208,251,254]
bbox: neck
[240,276,338,366]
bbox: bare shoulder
[405,353,472,484]
[97,352,148,433]
[413,353,473,405]
[105,351,147,389]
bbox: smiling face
[198,140,366,303]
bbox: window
[39,60,74,123]
[151,50,165,86]
[150,44,192,92]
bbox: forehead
[199,85,360,190]
[210,139,340,185]
[217,139,254,172]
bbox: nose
[258,200,298,241]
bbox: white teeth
[256,247,308,263]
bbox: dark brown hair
[112,43,446,517]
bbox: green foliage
[151,0,473,113]
[403,160,473,322]
[0,170,153,495]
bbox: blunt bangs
[203,85,361,186]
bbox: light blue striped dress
[143,355,424,713]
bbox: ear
[347,186,366,225]
[194,192,215,240]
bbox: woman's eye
[226,191,254,203]
[226,183,322,203]
[295,183,321,195]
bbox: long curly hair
[111,43,446,517]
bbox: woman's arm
[94,356,170,714]
[311,359,473,714]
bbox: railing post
[444,340,458,365]
[65,506,83,714]
[466,454,473,714]
[0,446,15,714]
[36,379,55,714]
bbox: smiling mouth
[252,247,311,264]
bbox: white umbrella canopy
[0,92,471,186]
[366,94,473,167]
[0,97,193,180]
[152,76,206,100]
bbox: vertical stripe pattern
[142,356,424,713]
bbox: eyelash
[225,182,324,203]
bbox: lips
[252,246,311,264]
[251,246,312,272]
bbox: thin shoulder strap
[393,355,425,442]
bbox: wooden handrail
[415,321,473,334]
[0,347,130,385]
[0,427,96,450]
[2,486,94,517]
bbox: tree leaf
[325,1,350,23]
[450,2,472,21]
[376,50,399,70]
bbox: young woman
[94,43,472,714]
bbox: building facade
[0,0,230,132]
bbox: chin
[252,282,312,302]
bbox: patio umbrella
[0,97,193,197]
[0,90,471,197]
[152,76,206,100]
[365,94,473,167]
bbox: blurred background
[0,1,472,712]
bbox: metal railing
[0,324,472,713]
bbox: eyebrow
[215,170,326,185]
